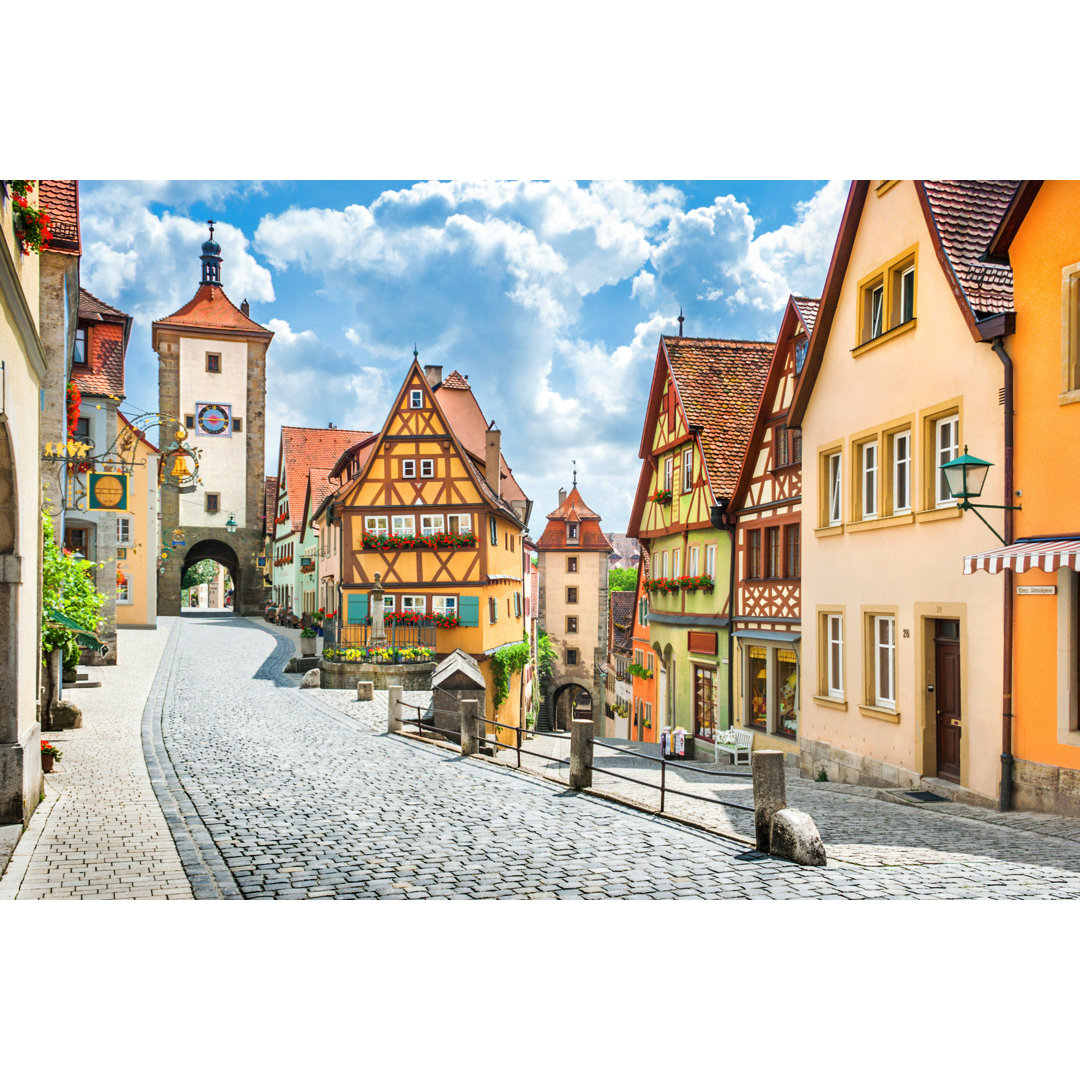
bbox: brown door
[934,620,961,782]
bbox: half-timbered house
[334,360,532,727]
[729,296,818,759]
[627,334,772,755]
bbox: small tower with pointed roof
[537,477,613,735]
[153,226,275,616]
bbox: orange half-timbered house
[730,296,818,757]
[334,360,532,727]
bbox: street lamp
[939,445,1020,544]
[225,513,238,534]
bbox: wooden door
[934,621,961,781]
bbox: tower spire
[678,307,684,337]
[572,459,577,489]
[200,220,222,286]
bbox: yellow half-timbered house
[335,360,532,727]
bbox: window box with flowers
[5,181,53,255]
[649,489,673,505]
[362,530,477,551]
[627,662,653,680]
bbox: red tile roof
[280,427,372,532]
[37,181,80,254]
[538,486,611,550]
[440,370,471,390]
[792,296,820,336]
[301,467,337,542]
[74,288,130,399]
[663,336,773,499]
[919,181,1018,317]
[154,284,273,338]
[610,589,635,652]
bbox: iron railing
[323,617,436,661]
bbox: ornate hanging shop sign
[87,471,129,511]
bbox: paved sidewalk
[0,619,192,900]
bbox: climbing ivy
[489,634,531,709]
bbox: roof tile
[791,296,820,336]
[37,180,80,254]
[155,284,272,335]
[280,427,372,532]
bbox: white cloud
[631,269,656,302]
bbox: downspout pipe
[991,336,1015,811]
[711,499,735,757]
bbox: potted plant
[41,739,62,774]
[300,625,318,656]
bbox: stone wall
[319,660,435,692]
[1012,758,1080,817]
[799,736,921,790]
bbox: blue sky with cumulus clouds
[78,179,848,531]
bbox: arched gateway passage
[182,539,240,613]
[551,682,593,731]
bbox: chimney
[485,422,501,497]
[241,299,250,316]
[424,364,443,387]
[558,487,567,506]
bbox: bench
[715,727,753,766]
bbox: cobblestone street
[5,612,1080,900]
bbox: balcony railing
[322,617,436,663]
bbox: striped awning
[963,539,1080,575]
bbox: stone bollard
[751,750,787,853]
[769,808,827,866]
[569,719,594,791]
[460,699,479,756]
[387,685,403,734]
[356,680,373,702]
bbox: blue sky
[79,179,848,532]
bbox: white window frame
[870,284,884,338]
[688,546,700,576]
[402,459,416,479]
[683,448,693,492]
[705,545,716,578]
[892,430,911,513]
[116,516,132,545]
[117,576,131,604]
[420,459,435,478]
[401,595,426,614]
[432,596,457,617]
[861,441,878,520]
[673,549,681,579]
[661,550,670,578]
[410,389,423,409]
[420,514,444,537]
[664,456,673,492]
[900,266,915,324]
[392,514,414,535]
[873,615,896,709]
[447,513,471,535]
[935,415,960,507]
[826,614,844,700]
[365,515,389,537]
[566,522,578,544]
[381,595,396,614]
[828,452,842,526]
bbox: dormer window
[410,389,423,409]
[567,522,579,545]
[74,325,88,367]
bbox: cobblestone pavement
[0,619,193,900]
[151,615,1080,898]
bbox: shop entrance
[934,619,961,782]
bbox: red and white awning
[963,539,1080,575]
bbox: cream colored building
[790,181,1016,803]
[115,412,160,629]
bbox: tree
[609,566,637,592]
[182,558,219,590]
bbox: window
[683,448,693,491]
[567,556,578,573]
[74,325,87,366]
[420,514,444,536]
[899,266,915,325]
[705,545,716,579]
[694,666,716,740]
[785,524,800,578]
[748,647,768,730]
[566,587,578,604]
[747,531,761,579]
[447,513,471,535]
[365,515,389,537]
[566,522,578,544]
[661,550,669,578]
[74,416,90,441]
[489,597,498,623]
[206,353,221,373]
[858,246,918,346]
[688,546,699,576]
[827,451,842,526]
[410,389,423,408]
[231,417,243,433]
[420,459,434,478]
[392,514,414,534]
[634,649,643,667]
[566,648,579,666]
[860,440,878,520]
[791,429,802,463]
[646,651,654,673]
[566,616,578,633]
[491,517,499,544]
[116,517,131,545]
[1062,259,1080,396]
[824,613,844,700]
[766,527,781,578]
[664,456,673,493]
[432,596,457,617]
[935,415,959,506]
[381,595,396,615]
[776,649,798,737]
[872,614,896,709]
[672,549,681,579]
[402,459,416,479]
[514,592,521,617]
[185,414,195,430]
[205,493,220,514]
[869,283,884,339]
[892,430,911,513]
[117,574,130,603]
[65,526,89,559]
[794,336,808,375]
[775,425,789,468]
[401,595,426,614]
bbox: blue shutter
[347,593,369,624]
[459,595,480,627]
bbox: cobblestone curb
[143,620,243,899]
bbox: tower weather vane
[572,459,577,488]
[207,219,215,240]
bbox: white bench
[715,728,753,766]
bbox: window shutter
[459,595,480,627]
[346,593,369,624]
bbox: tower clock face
[196,402,231,436]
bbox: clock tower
[153,225,274,616]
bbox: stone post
[356,680,373,701]
[569,718,594,791]
[460,698,479,756]
[752,750,787,853]
[370,572,386,648]
[387,685,402,733]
